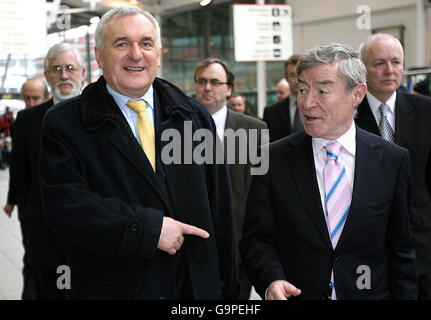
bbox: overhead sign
[233,4,293,62]
[0,0,47,56]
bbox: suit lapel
[108,104,171,210]
[394,91,413,145]
[279,97,293,132]
[336,127,382,249]
[225,108,237,130]
[287,134,332,248]
[356,97,380,136]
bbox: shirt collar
[366,91,397,115]
[211,105,228,129]
[289,96,297,108]
[312,121,356,157]
[106,83,154,111]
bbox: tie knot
[379,103,390,117]
[126,100,147,113]
[325,141,343,160]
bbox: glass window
[161,0,286,116]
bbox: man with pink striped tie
[240,43,418,300]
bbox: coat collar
[80,76,196,130]
[356,97,380,136]
[286,132,332,248]
[335,126,383,250]
[225,108,238,130]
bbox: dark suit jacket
[240,127,418,300]
[9,99,66,266]
[263,96,293,142]
[356,91,431,227]
[39,76,239,300]
[224,109,268,260]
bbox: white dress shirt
[366,91,397,133]
[289,96,297,127]
[312,122,356,216]
[211,105,228,142]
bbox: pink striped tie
[324,141,352,299]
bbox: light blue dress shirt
[106,83,155,146]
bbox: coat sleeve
[38,109,163,261]
[387,149,418,299]
[9,113,29,207]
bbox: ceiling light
[90,16,100,24]
[200,0,212,6]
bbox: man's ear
[227,85,233,97]
[353,83,367,107]
[157,48,161,68]
[81,67,87,80]
[94,47,103,69]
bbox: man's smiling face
[95,13,161,98]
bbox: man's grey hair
[43,42,84,72]
[358,33,404,63]
[296,43,367,92]
[95,6,162,51]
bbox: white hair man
[4,42,86,299]
[356,33,431,300]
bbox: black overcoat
[39,76,239,300]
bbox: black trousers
[19,217,37,300]
[32,266,65,300]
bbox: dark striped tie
[378,104,395,143]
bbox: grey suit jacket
[224,109,268,260]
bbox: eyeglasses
[195,78,229,87]
[51,64,78,74]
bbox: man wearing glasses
[194,58,268,300]
[5,42,86,299]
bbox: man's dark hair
[194,57,235,89]
[284,54,300,69]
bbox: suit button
[131,223,138,232]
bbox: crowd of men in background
[2,5,431,301]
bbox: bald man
[356,33,431,299]
[21,78,49,108]
[275,78,290,101]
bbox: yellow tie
[126,100,156,171]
